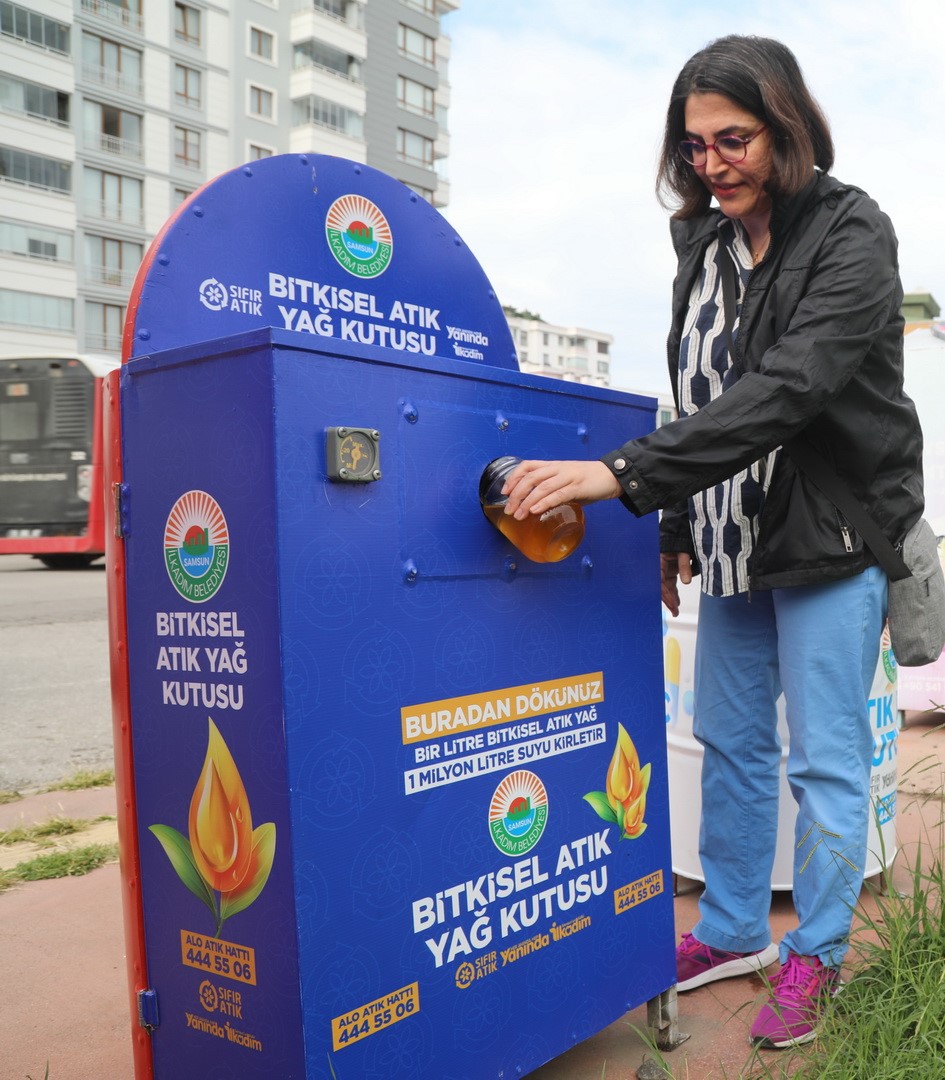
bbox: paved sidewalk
[1,715,942,1080]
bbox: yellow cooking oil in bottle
[479,457,585,563]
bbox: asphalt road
[0,554,114,792]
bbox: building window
[84,234,143,288]
[83,167,142,225]
[173,187,193,208]
[597,360,610,376]
[248,143,274,160]
[0,288,73,332]
[85,300,124,352]
[597,339,609,354]
[249,84,274,120]
[291,96,363,139]
[313,0,346,18]
[0,146,71,194]
[0,75,69,126]
[174,2,200,46]
[174,126,201,169]
[0,219,73,263]
[292,39,360,81]
[175,64,202,109]
[397,128,433,168]
[403,0,435,12]
[0,1,70,53]
[397,75,434,118]
[520,351,528,363]
[249,25,274,62]
[397,24,434,66]
[82,32,142,96]
[83,100,143,159]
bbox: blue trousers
[691,567,887,967]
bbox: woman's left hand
[501,460,622,520]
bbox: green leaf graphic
[220,823,277,923]
[149,824,217,919]
[583,791,619,824]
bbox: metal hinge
[137,987,159,1032]
[113,482,130,539]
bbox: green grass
[50,768,114,792]
[0,815,113,846]
[634,847,945,1079]
[0,768,115,807]
[788,853,945,1079]
[0,843,118,893]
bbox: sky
[440,0,945,395]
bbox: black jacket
[602,173,924,590]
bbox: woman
[501,35,923,1049]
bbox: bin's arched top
[122,154,518,371]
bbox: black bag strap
[718,247,910,582]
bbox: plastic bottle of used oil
[479,456,585,564]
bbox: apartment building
[0,0,457,355]
[504,307,614,389]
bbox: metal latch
[113,482,130,539]
[137,987,159,1032]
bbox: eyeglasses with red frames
[678,127,766,168]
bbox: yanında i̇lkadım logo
[325,194,393,279]
[164,490,229,603]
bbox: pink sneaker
[676,932,779,992]
[750,953,841,1048]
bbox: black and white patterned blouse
[677,219,780,596]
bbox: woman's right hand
[661,552,693,617]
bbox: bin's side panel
[271,348,674,1080]
[104,368,154,1080]
[118,346,306,1078]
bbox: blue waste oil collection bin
[106,154,675,1079]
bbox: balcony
[291,0,365,32]
[291,7,366,62]
[432,177,450,208]
[290,69,365,114]
[0,103,70,130]
[288,124,366,162]
[86,264,138,289]
[81,62,143,98]
[80,0,143,35]
[90,132,143,160]
[292,55,362,86]
[84,330,122,353]
[83,198,144,227]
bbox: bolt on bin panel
[117,330,674,1079]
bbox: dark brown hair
[656,35,834,219]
